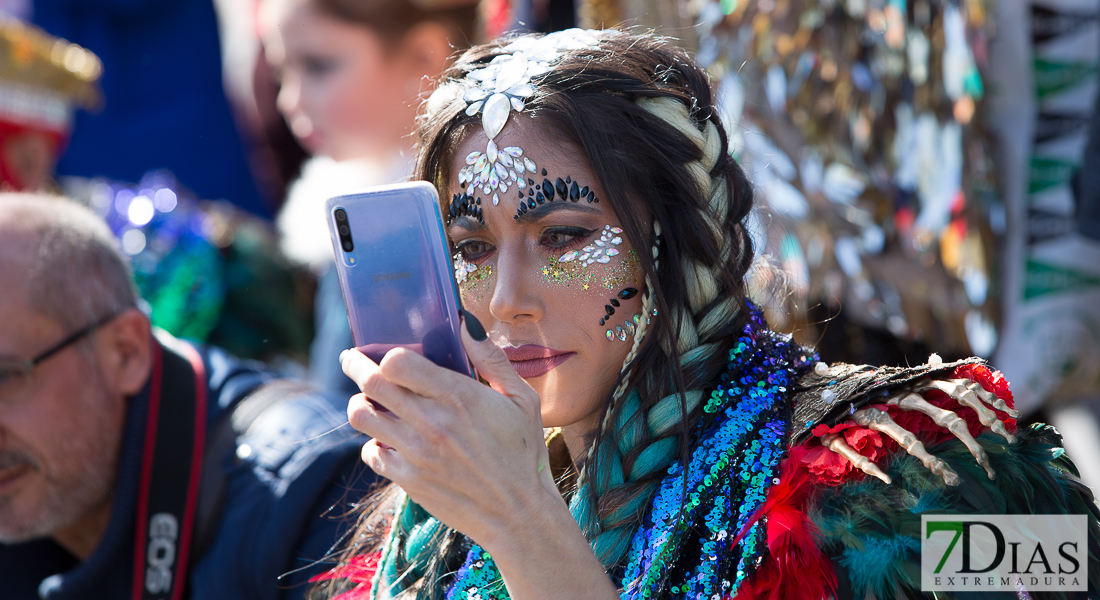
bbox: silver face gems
[459,30,615,211]
[453,252,479,284]
[600,287,642,342]
[559,225,623,266]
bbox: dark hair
[318,30,758,598]
[312,0,479,49]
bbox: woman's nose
[487,252,546,325]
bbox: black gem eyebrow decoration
[448,193,484,225]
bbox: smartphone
[326,182,473,377]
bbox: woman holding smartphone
[325,30,1099,600]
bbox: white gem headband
[456,29,618,207]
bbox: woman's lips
[503,345,575,379]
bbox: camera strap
[130,339,207,600]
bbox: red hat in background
[0,17,101,191]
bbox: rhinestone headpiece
[457,29,616,207]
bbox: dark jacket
[0,337,375,599]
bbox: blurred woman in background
[260,0,478,393]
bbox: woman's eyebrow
[448,215,487,232]
[514,201,601,224]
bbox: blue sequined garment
[435,309,816,600]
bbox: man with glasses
[0,194,375,599]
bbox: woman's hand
[341,314,619,600]
[340,315,558,550]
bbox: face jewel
[587,191,596,202]
[493,193,499,206]
[606,330,615,341]
[542,178,555,200]
[605,305,615,315]
[482,93,511,139]
[569,181,580,200]
[555,178,568,199]
[559,250,579,262]
[618,287,638,299]
[453,252,479,284]
[623,320,636,336]
[610,298,620,307]
[580,186,589,197]
[616,326,626,341]
[458,31,614,217]
[570,225,626,268]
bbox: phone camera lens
[335,209,347,221]
[342,241,354,252]
[339,225,349,236]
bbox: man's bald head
[0,193,138,330]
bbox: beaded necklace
[440,309,814,600]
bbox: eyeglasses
[0,313,119,404]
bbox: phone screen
[327,183,471,377]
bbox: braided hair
[317,30,758,598]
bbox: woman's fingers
[341,348,430,423]
[360,439,409,482]
[456,311,535,402]
[347,392,411,440]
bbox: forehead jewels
[448,193,484,225]
[457,29,612,207]
[558,225,622,266]
[514,175,600,219]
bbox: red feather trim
[309,552,380,600]
[732,449,837,600]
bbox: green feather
[808,424,1100,599]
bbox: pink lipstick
[503,345,575,379]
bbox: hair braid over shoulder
[571,80,752,568]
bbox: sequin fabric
[441,308,815,600]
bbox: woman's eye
[302,56,338,76]
[456,240,494,261]
[540,227,595,249]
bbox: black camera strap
[130,339,207,600]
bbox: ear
[95,307,153,397]
[397,21,454,85]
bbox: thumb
[459,310,530,398]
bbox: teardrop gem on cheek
[623,321,635,336]
[610,298,620,307]
[599,317,605,326]
[605,305,615,316]
[606,330,614,341]
[618,288,638,299]
[525,158,538,173]
[616,327,626,341]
